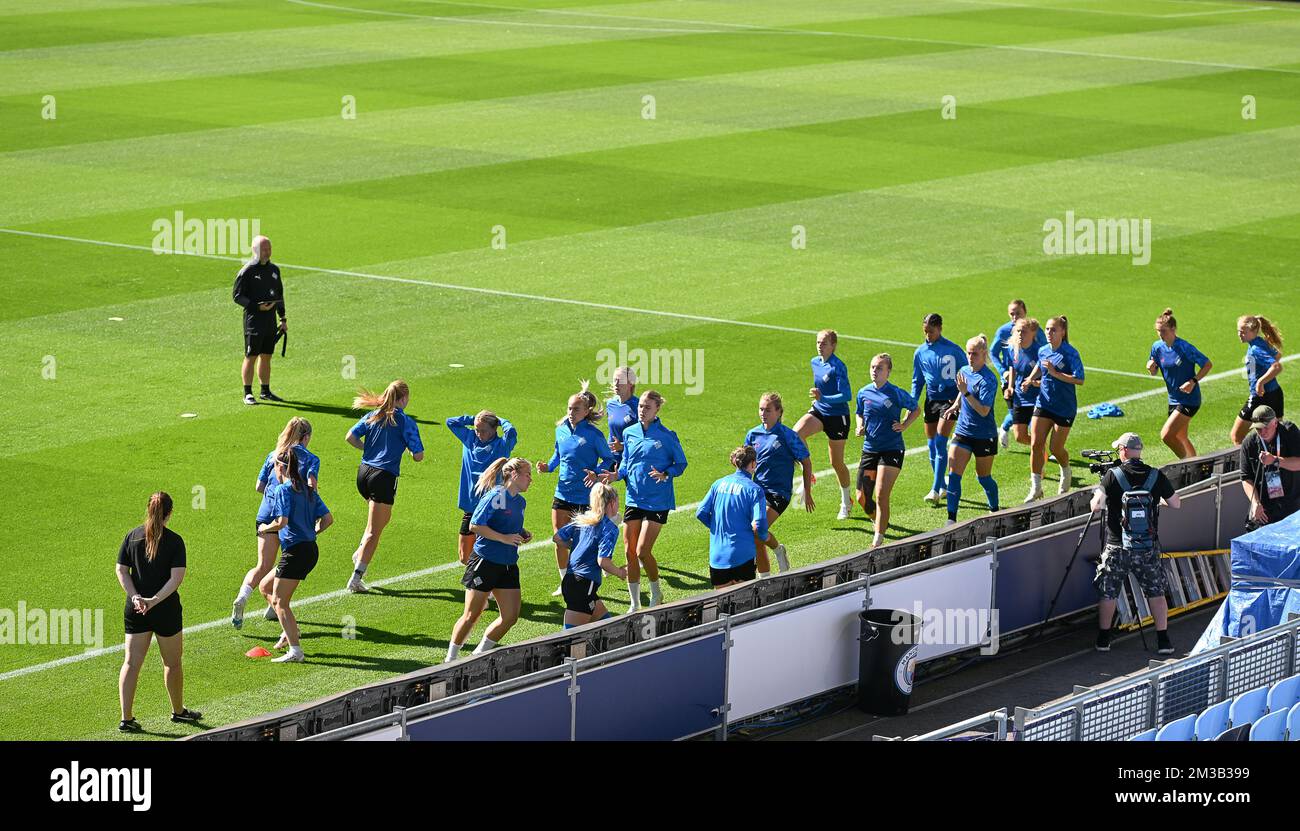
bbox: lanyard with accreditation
[1261,432,1284,501]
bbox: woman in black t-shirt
[114,492,202,733]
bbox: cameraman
[1240,405,1300,531]
[1088,433,1180,654]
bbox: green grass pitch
[1,0,1298,739]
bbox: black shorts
[1168,403,1200,418]
[244,328,278,358]
[857,450,904,492]
[561,572,601,614]
[806,409,850,441]
[952,434,998,458]
[461,555,521,593]
[924,397,955,424]
[710,560,757,587]
[356,463,398,505]
[459,511,473,536]
[764,490,791,516]
[1011,405,1035,426]
[552,498,586,515]
[1238,386,1284,421]
[624,505,669,525]
[1032,407,1075,428]
[124,597,182,638]
[276,540,319,581]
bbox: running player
[554,484,627,629]
[853,353,920,548]
[696,446,770,589]
[116,492,201,731]
[794,330,855,519]
[1230,314,1286,446]
[912,314,967,505]
[943,336,1001,524]
[259,448,334,663]
[232,417,318,629]
[1004,318,1042,449]
[537,382,615,596]
[1147,308,1212,459]
[446,457,533,660]
[745,392,814,576]
[992,300,1046,448]
[447,410,517,565]
[1021,316,1085,501]
[345,380,424,592]
[605,366,639,473]
[615,390,687,610]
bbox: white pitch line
[0,227,1156,379]
[2,349,1285,682]
[286,0,1300,77]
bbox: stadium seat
[1267,674,1300,713]
[1155,713,1197,742]
[1249,710,1288,742]
[1129,728,1157,741]
[1230,686,1269,728]
[1289,702,1300,741]
[1195,699,1231,740]
[1215,724,1251,742]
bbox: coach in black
[1240,405,1300,531]
[233,235,286,405]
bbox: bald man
[232,236,286,405]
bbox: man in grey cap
[1240,405,1300,531]
[1089,432,1181,654]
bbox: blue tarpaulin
[1192,510,1300,653]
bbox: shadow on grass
[655,565,712,593]
[259,398,439,426]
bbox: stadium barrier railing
[190,447,1243,741]
[1012,614,1300,741]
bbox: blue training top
[469,486,527,566]
[616,418,688,512]
[992,323,1046,375]
[810,354,852,417]
[695,471,770,569]
[1246,337,1281,396]
[954,364,1000,441]
[256,444,320,521]
[912,337,968,402]
[1035,341,1086,418]
[605,395,639,468]
[268,483,330,549]
[1009,342,1041,409]
[546,419,614,505]
[855,382,918,454]
[743,422,810,500]
[556,516,620,584]
[446,415,518,513]
[349,408,423,476]
[1150,338,1209,408]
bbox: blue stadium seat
[1267,675,1300,713]
[1289,702,1300,742]
[1155,713,1197,742]
[1129,728,1157,741]
[1230,686,1269,727]
[1249,709,1288,742]
[1195,699,1231,740]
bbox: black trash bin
[858,608,921,715]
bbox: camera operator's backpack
[1113,468,1160,553]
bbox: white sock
[627,582,640,609]
[1059,464,1069,479]
[1031,473,1042,489]
[758,571,771,579]
[235,584,254,603]
[445,643,462,662]
[648,580,662,602]
[841,485,852,504]
[353,562,367,576]
[473,637,497,655]
[558,568,568,579]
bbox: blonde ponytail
[573,483,618,527]
[354,380,410,427]
[476,457,531,496]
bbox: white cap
[1111,432,1143,451]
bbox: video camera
[1081,449,1120,475]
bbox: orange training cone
[246,646,273,658]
